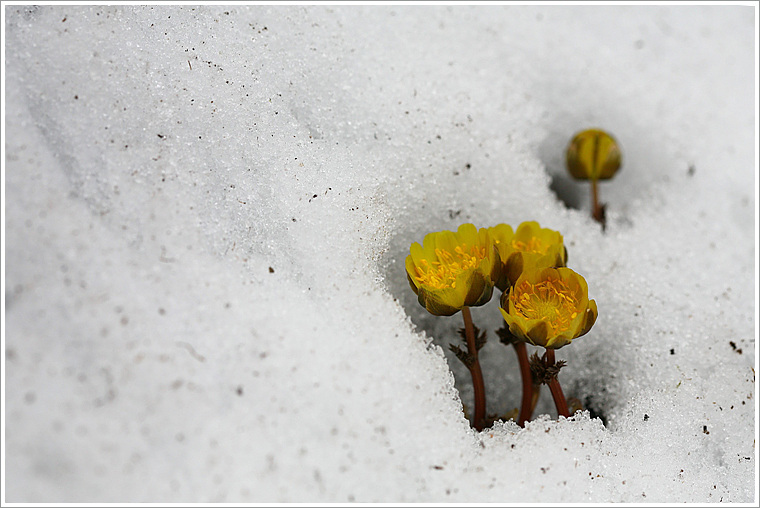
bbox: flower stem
[545,349,571,418]
[591,178,603,225]
[512,342,533,427]
[462,306,486,431]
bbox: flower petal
[505,252,525,288]
[527,321,549,346]
[456,223,479,244]
[577,300,598,338]
[433,229,460,254]
[405,266,420,295]
[545,333,573,349]
[409,241,426,267]
[417,286,462,316]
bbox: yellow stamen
[511,276,579,335]
[511,236,546,254]
[414,243,487,290]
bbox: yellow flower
[499,266,597,349]
[566,128,622,181]
[489,221,567,291]
[406,223,500,316]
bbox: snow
[2,3,756,503]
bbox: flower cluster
[406,221,597,429]
[406,221,595,348]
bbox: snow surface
[3,3,757,503]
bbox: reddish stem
[545,350,571,418]
[462,307,486,431]
[512,342,533,427]
[591,178,603,225]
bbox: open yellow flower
[489,221,567,291]
[499,266,597,349]
[406,223,500,316]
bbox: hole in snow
[549,172,583,211]
[385,229,582,429]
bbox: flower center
[511,276,578,334]
[414,244,487,290]
[511,236,546,254]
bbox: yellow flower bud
[499,267,597,349]
[489,221,567,291]
[565,128,621,181]
[405,224,500,316]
